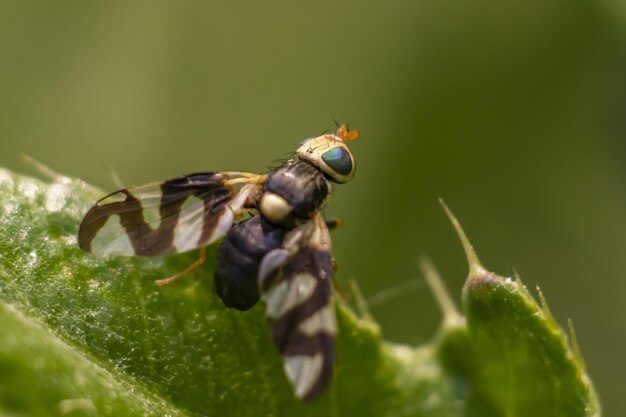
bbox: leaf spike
[567,318,587,372]
[22,154,66,182]
[536,286,558,326]
[107,165,125,189]
[512,268,533,300]
[419,257,461,323]
[439,199,486,277]
[348,277,374,323]
[364,278,423,308]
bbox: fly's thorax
[296,134,356,184]
[260,160,329,228]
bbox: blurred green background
[1,0,624,414]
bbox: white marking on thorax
[259,192,292,223]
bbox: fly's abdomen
[214,215,284,311]
[260,161,329,227]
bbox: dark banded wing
[78,172,258,256]
[258,214,336,401]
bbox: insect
[78,124,359,401]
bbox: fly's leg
[155,247,207,287]
[325,217,343,231]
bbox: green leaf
[0,167,600,416]
[438,202,601,417]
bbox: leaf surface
[0,168,599,416]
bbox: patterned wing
[258,214,336,401]
[78,172,258,256]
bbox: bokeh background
[1,1,624,414]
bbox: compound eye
[322,147,353,177]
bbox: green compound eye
[322,147,353,176]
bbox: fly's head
[296,124,359,184]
